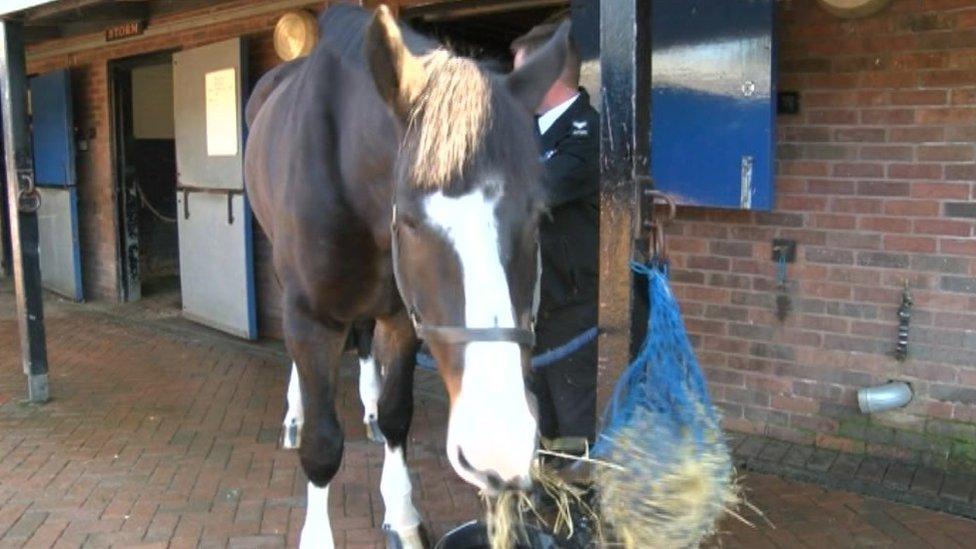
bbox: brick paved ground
[731,434,976,519]
[2,286,976,548]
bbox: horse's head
[366,6,571,492]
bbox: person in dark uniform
[512,23,600,446]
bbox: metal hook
[643,190,677,261]
[16,170,41,213]
[646,189,677,223]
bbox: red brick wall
[69,62,118,300]
[669,0,976,468]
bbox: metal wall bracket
[177,186,242,224]
[772,238,796,263]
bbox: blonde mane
[406,50,492,189]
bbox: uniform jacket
[535,89,600,350]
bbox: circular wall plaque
[273,10,318,61]
[816,0,893,18]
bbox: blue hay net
[593,260,717,457]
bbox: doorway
[406,0,567,66]
[111,53,180,308]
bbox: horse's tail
[245,58,304,128]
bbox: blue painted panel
[651,0,775,210]
[30,69,75,187]
[36,186,83,301]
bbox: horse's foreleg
[283,297,348,549]
[374,311,428,549]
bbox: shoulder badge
[571,120,589,137]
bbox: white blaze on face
[424,188,537,490]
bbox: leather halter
[390,204,536,349]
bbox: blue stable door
[30,69,83,301]
[651,0,776,210]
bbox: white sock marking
[424,189,537,490]
[283,362,303,449]
[300,482,334,549]
[358,356,381,425]
[381,445,422,540]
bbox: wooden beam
[22,0,139,22]
[0,1,57,18]
[0,19,50,403]
[41,1,149,23]
[28,0,318,63]
[595,0,651,413]
[23,24,60,42]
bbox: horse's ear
[366,5,427,120]
[506,20,571,113]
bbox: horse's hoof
[383,523,429,549]
[281,419,302,449]
[366,417,386,444]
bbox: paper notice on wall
[205,68,238,157]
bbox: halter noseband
[390,204,536,349]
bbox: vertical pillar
[596,0,651,412]
[0,19,49,403]
[0,161,9,277]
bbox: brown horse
[244,4,569,547]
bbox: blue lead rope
[415,326,598,371]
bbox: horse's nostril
[485,471,504,492]
[457,448,474,472]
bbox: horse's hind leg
[281,362,303,449]
[283,297,348,549]
[352,320,384,443]
[374,311,428,549]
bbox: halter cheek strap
[417,326,535,348]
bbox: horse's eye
[399,214,421,231]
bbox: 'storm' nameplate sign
[105,21,144,42]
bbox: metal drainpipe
[857,381,913,414]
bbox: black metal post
[0,159,10,277]
[0,19,50,403]
[596,0,651,411]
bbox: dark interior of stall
[112,53,180,304]
[406,0,569,69]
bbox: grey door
[173,38,256,339]
[30,69,83,301]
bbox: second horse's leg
[282,361,303,449]
[374,311,427,549]
[352,320,384,443]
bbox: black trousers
[530,307,598,443]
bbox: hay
[593,407,742,548]
[481,432,749,548]
[484,460,603,549]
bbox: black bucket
[434,521,561,549]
